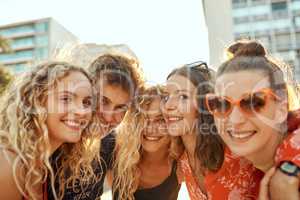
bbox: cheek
[115,112,126,123]
[184,107,198,127]
[215,118,226,136]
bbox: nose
[102,111,116,124]
[164,96,177,111]
[227,106,246,124]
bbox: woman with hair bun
[205,39,300,199]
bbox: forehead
[166,74,196,93]
[147,97,162,116]
[54,71,92,93]
[100,83,130,104]
[215,71,271,97]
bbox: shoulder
[275,131,300,167]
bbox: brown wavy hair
[167,63,225,172]
[0,61,101,200]
[219,39,299,111]
[112,85,184,200]
[88,53,145,98]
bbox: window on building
[11,37,34,49]
[271,2,287,12]
[252,14,269,21]
[35,22,48,33]
[0,25,34,37]
[252,0,266,5]
[35,48,48,59]
[233,16,250,24]
[232,0,247,8]
[275,33,292,50]
[232,0,247,4]
[35,35,48,46]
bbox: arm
[269,167,299,200]
[258,167,276,200]
[0,150,22,200]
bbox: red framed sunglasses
[205,88,281,118]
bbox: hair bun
[227,40,266,58]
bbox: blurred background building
[203,0,300,81]
[0,18,78,74]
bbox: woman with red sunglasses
[205,40,300,200]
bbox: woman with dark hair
[162,61,226,200]
[205,39,300,199]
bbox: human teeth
[229,131,254,139]
[64,120,80,127]
[168,117,182,121]
[145,136,161,141]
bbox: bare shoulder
[0,149,22,200]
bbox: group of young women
[0,39,300,200]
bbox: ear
[274,100,288,124]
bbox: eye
[83,98,92,108]
[162,94,169,102]
[115,105,128,113]
[179,94,188,100]
[60,96,72,104]
[100,96,109,105]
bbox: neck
[142,148,169,165]
[181,133,197,158]
[49,138,63,155]
[247,131,283,172]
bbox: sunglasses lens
[240,92,266,114]
[207,96,231,117]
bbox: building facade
[0,18,78,74]
[203,0,300,81]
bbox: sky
[0,0,209,83]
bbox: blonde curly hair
[113,85,183,200]
[0,61,101,200]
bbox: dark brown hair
[218,40,288,98]
[88,54,145,98]
[167,64,224,172]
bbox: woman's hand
[269,169,299,200]
[258,167,276,200]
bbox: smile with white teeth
[62,120,83,130]
[144,135,163,141]
[227,130,256,140]
[167,116,183,122]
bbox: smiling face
[141,96,170,153]
[46,71,93,149]
[162,74,198,136]
[97,80,131,133]
[214,70,286,159]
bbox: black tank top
[133,161,181,200]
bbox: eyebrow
[115,104,128,110]
[101,96,112,103]
[58,91,92,99]
[174,89,193,94]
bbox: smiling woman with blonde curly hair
[112,85,184,200]
[0,61,100,200]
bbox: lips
[227,130,257,142]
[165,116,183,124]
[143,135,164,141]
[61,119,87,131]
